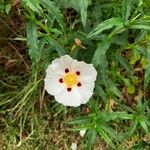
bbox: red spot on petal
[67,87,72,92]
[77,82,82,87]
[59,78,63,83]
[65,68,69,73]
[76,71,80,76]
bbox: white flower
[70,142,77,150]
[79,129,86,137]
[44,55,97,107]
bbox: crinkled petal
[55,87,82,107]
[77,80,95,104]
[73,61,97,81]
[49,55,76,75]
[45,55,97,106]
[45,67,65,95]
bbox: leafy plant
[0,0,150,149]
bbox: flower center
[63,73,78,87]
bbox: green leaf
[118,103,134,113]
[38,37,47,58]
[96,127,115,148]
[26,21,39,63]
[107,79,121,98]
[144,60,150,89]
[129,19,150,30]
[89,98,99,114]
[79,0,90,28]
[22,0,43,15]
[41,0,64,29]
[0,2,5,14]
[144,37,150,89]
[88,18,123,38]
[122,0,132,22]
[66,116,92,125]
[60,0,90,28]
[133,45,147,57]
[67,126,91,131]
[86,129,97,150]
[139,118,149,133]
[101,124,119,141]
[115,54,134,76]
[130,24,150,30]
[100,111,133,122]
[135,30,147,43]
[95,85,107,101]
[92,38,111,66]
[126,121,138,137]
[46,37,65,56]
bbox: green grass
[0,0,150,149]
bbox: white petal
[44,68,65,95]
[45,55,97,106]
[73,62,97,104]
[72,61,97,81]
[71,143,77,150]
[76,80,95,104]
[54,87,82,107]
[79,130,86,137]
[48,55,76,75]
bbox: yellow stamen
[63,73,78,87]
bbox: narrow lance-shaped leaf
[92,38,111,85]
[133,45,147,57]
[107,79,121,98]
[87,18,123,38]
[129,19,150,30]
[144,36,150,89]
[26,20,39,63]
[139,118,149,133]
[22,0,43,15]
[100,111,133,122]
[96,127,115,148]
[66,116,92,125]
[115,54,134,76]
[41,0,64,29]
[127,121,138,136]
[95,85,107,101]
[144,58,150,89]
[67,126,91,131]
[46,37,65,56]
[79,0,90,28]
[86,129,97,150]
[101,124,119,141]
[122,0,132,23]
[92,38,111,67]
